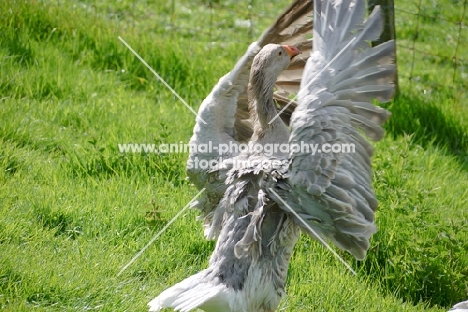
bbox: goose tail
[148,270,232,312]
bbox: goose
[149,0,395,311]
[450,300,468,312]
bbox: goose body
[149,0,395,310]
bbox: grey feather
[150,0,395,310]
[282,0,395,260]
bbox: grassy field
[0,0,467,311]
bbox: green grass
[0,0,467,311]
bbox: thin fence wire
[394,0,468,101]
[54,0,467,103]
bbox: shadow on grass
[1,29,34,66]
[383,92,468,170]
[359,209,468,309]
[362,91,468,308]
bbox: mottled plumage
[149,0,395,311]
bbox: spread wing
[269,0,395,260]
[187,42,261,239]
[187,0,313,240]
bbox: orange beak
[282,45,301,58]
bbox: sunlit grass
[0,0,467,311]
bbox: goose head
[250,44,301,95]
[249,44,301,134]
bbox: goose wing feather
[269,0,395,260]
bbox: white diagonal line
[118,36,207,125]
[268,37,357,124]
[268,188,357,276]
[117,188,206,276]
